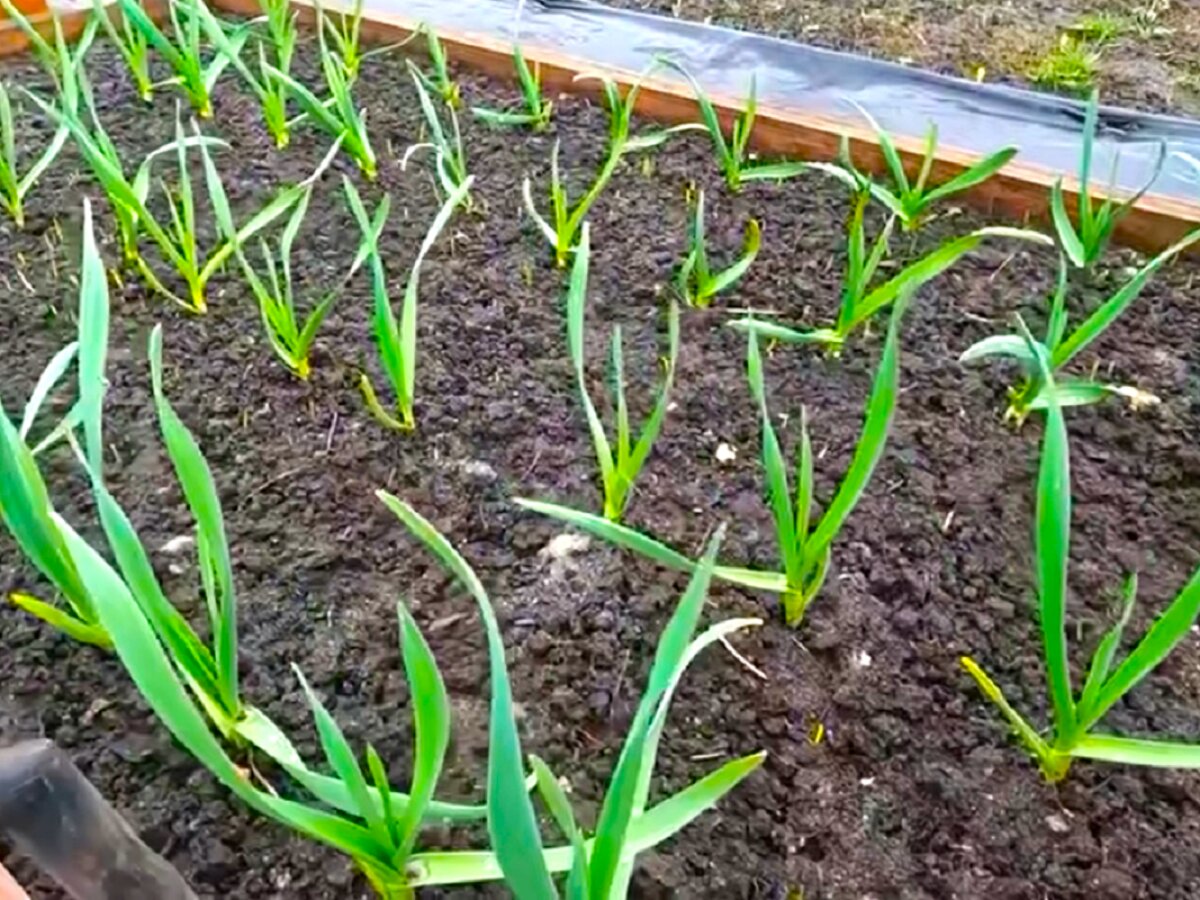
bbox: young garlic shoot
[568,225,680,523]
[962,322,1200,781]
[196,0,291,147]
[259,0,296,58]
[414,23,461,109]
[524,67,695,266]
[471,520,765,900]
[0,8,91,227]
[114,0,246,119]
[960,228,1200,422]
[26,78,227,280]
[404,60,472,211]
[1,200,109,649]
[1051,89,1165,270]
[39,92,320,310]
[729,185,1053,352]
[245,499,759,897]
[143,113,314,312]
[345,173,474,432]
[660,61,807,192]
[93,0,153,103]
[471,44,552,131]
[676,187,762,308]
[842,102,1018,231]
[266,21,377,178]
[315,0,365,79]
[49,483,497,897]
[313,0,410,81]
[0,80,70,229]
[237,181,355,380]
[520,293,908,627]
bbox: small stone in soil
[540,533,591,560]
[1045,813,1070,834]
[460,458,498,484]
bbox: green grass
[1030,34,1101,95]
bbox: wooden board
[0,0,167,57]
[210,0,1200,256]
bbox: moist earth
[2,34,1200,900]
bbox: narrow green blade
[529,756,589,898]
[0,411,93,623]
[728,318,840,347]
[924,146,1018,204]
[566,226,617,508]
[377,493,558,900]
[706,219,761,297]
[1022,321,1077,739]
[1076,573,1137,725]
[588,531,723,898]
[1052,227,1200,369]
[852,228,1051,331]
[959,334,1035,365]
[1050,180,1087,268]
[515,499,695,572]
[515,498,790,593]
[625,302,680,489]
[746,332,797,583]
[1080,565,1200,732]
[19,342,78,442]
[738,162,807,183]
[806,292,910,559]
[398,175,474,422]
[393,601,451,860]
[1072,734,1200,768]
[148,326,239,715]
[294,667,392,850]
[960,656,1053,762]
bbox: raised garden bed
[2,15,1200,900]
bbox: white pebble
[159,535,194,555]
[541,533,591,561]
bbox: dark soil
[608,0,1200,118]
[3,31,1200,900]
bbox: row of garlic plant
[2,199,766,898]
[2,0,1200,892]
[3,0,1180,419]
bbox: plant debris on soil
[609,0,1200,117]
[2,28,1200,900]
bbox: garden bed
[608,0,1200,119]
[2,28,1200,900]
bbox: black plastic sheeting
[381,0,1200,205]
